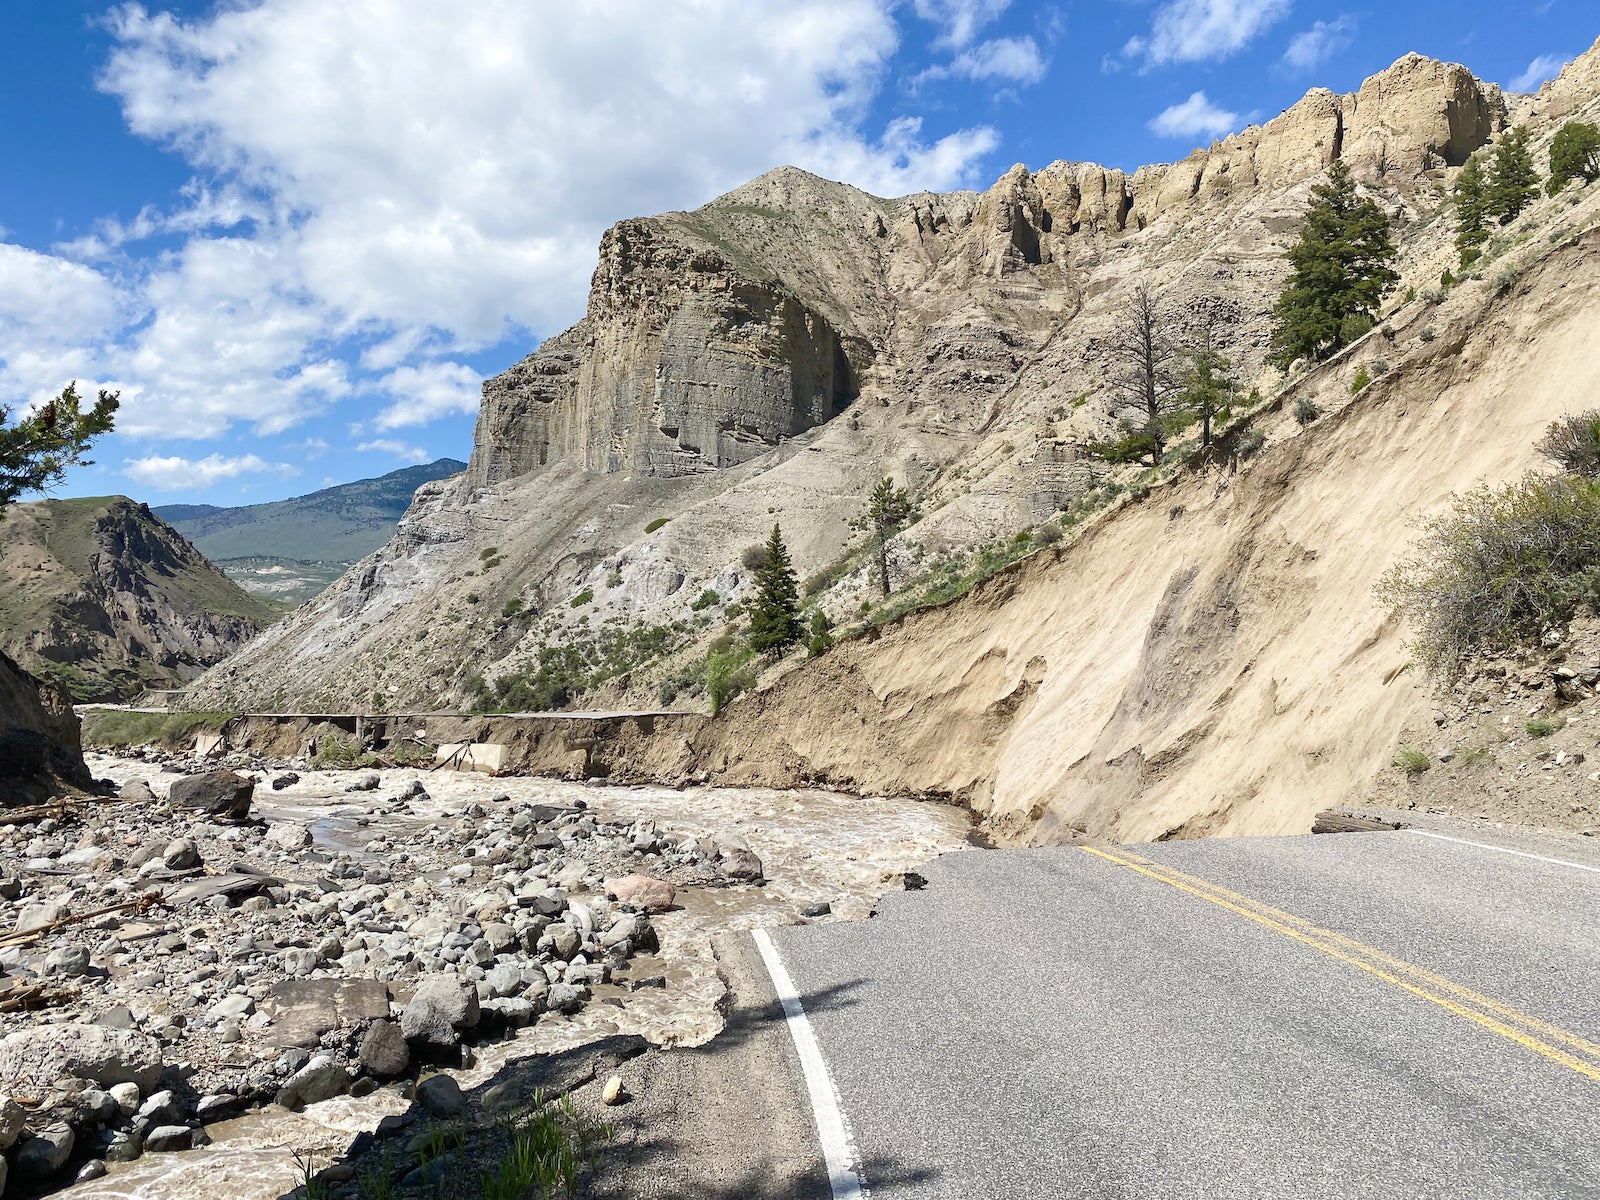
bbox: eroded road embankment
[736,819,1600,1199]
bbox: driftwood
[0,890,162,951]
[1312,809,1403,835]
[0,979,77,1014]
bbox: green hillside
[0,497,282,701]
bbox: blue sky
[2,1,1593,507]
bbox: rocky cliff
[185,40,1600,847]
[0,498,282,701]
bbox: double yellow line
[1082,844,1600,1084]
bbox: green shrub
[80,709,233,750]
[1420,326,1437,343]
[807,609,834,658]
[645,517,669,533]
[740,544,771,571]
[502,598,524,617]
[1035,523,1062,546]
[1237,430,1267,460]
[1454,745,1495,768]
[1294,396,1320,426]
[465,592,481,604]
[1535,410,1600,478]
[689,588,720,612]
[1526,716,1562,739]
[480,547,500,560]
[1379,472,1600,677]
[1350,365,1373,394]
[570,589,594,608]
[1393,747,1431,776]
[1168,504,1186,520]
[706,645,757,714]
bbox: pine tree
[806,609,834,658]
[1268,160,1398,369]
[1486,125,1540,224]
[865,476,913,596]
[747,523,802,656]
[1,382,119,511]
[1175,327,1235,449]
[1548,121,1600,194]
[1452,155,1490,267]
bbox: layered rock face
[0,499,281,701]
[189,47,1546,717]
[0,650,89,802]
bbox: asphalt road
[766,826,1600,1199]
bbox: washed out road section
[769,831,1600,1199]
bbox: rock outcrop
[0,650,90,803]
[185,45,1575,726]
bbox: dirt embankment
[650,233,1600,844]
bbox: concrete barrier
[435,742,510,774]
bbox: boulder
[143,1125,200,1153]
[14,1124,74,1177]
[168,771,254,819]
[604,874,676,911]
[401,975,481,1048]
[0,1094,25,1151]
[266,822,313,851]
[162,838,200,870]
[270,771,300,790]
[358,1020,410,1078]
[415,1074,464,1117]
[119,779,156,802]
[0,1024,163,1092]
[15,901,67,933]
[546,982,589,1014]
[721,847,765,882]
[277,1056,352,1109]
[42,944,93,976]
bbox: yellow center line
[1103,846,1600,1064]
[1080,845,1600,1084]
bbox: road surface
[753,824,1600,1198]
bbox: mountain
[184,41,1600,843]
[153,458,466,603]
[0,497,282,701]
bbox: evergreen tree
[806,609,834,658]
[1548,120,1600,194]
[1175,327,1235,449]
[1486,125,1540,224]
[1,382,119,511]
[864,476,913,596]
[747,523,802,655]
[1452,155,1490,267]
[1268,160,1398,369]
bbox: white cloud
[372,362,482,430]
[1149,91,1241,140]
[123,452,298,490]
[356,439,431,463]
[949,37,1048,85]
[1510,53,1572,93]
[0,243,128,412]
[913,0,1011,48]
[1281,17,1355,73]
[3,0,1006,451]
[1126,0,1291,67]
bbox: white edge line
[751,927,869,1200]
[1406,828,1600,874]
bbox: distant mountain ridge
[154,458,465,602]
[155,458,466,562]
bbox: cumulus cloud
[356,439,431,462]
[1126,0,1291,67]
[1510,53,1572,93]
[1149,92,1241,140]
[0,243,128,411]
[4,0,1008,453]
[123,452,298,490]
[372,362,483,431]
[913,0,1012,48]
[952,37,1048,84]
[1281,17,1356,73]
